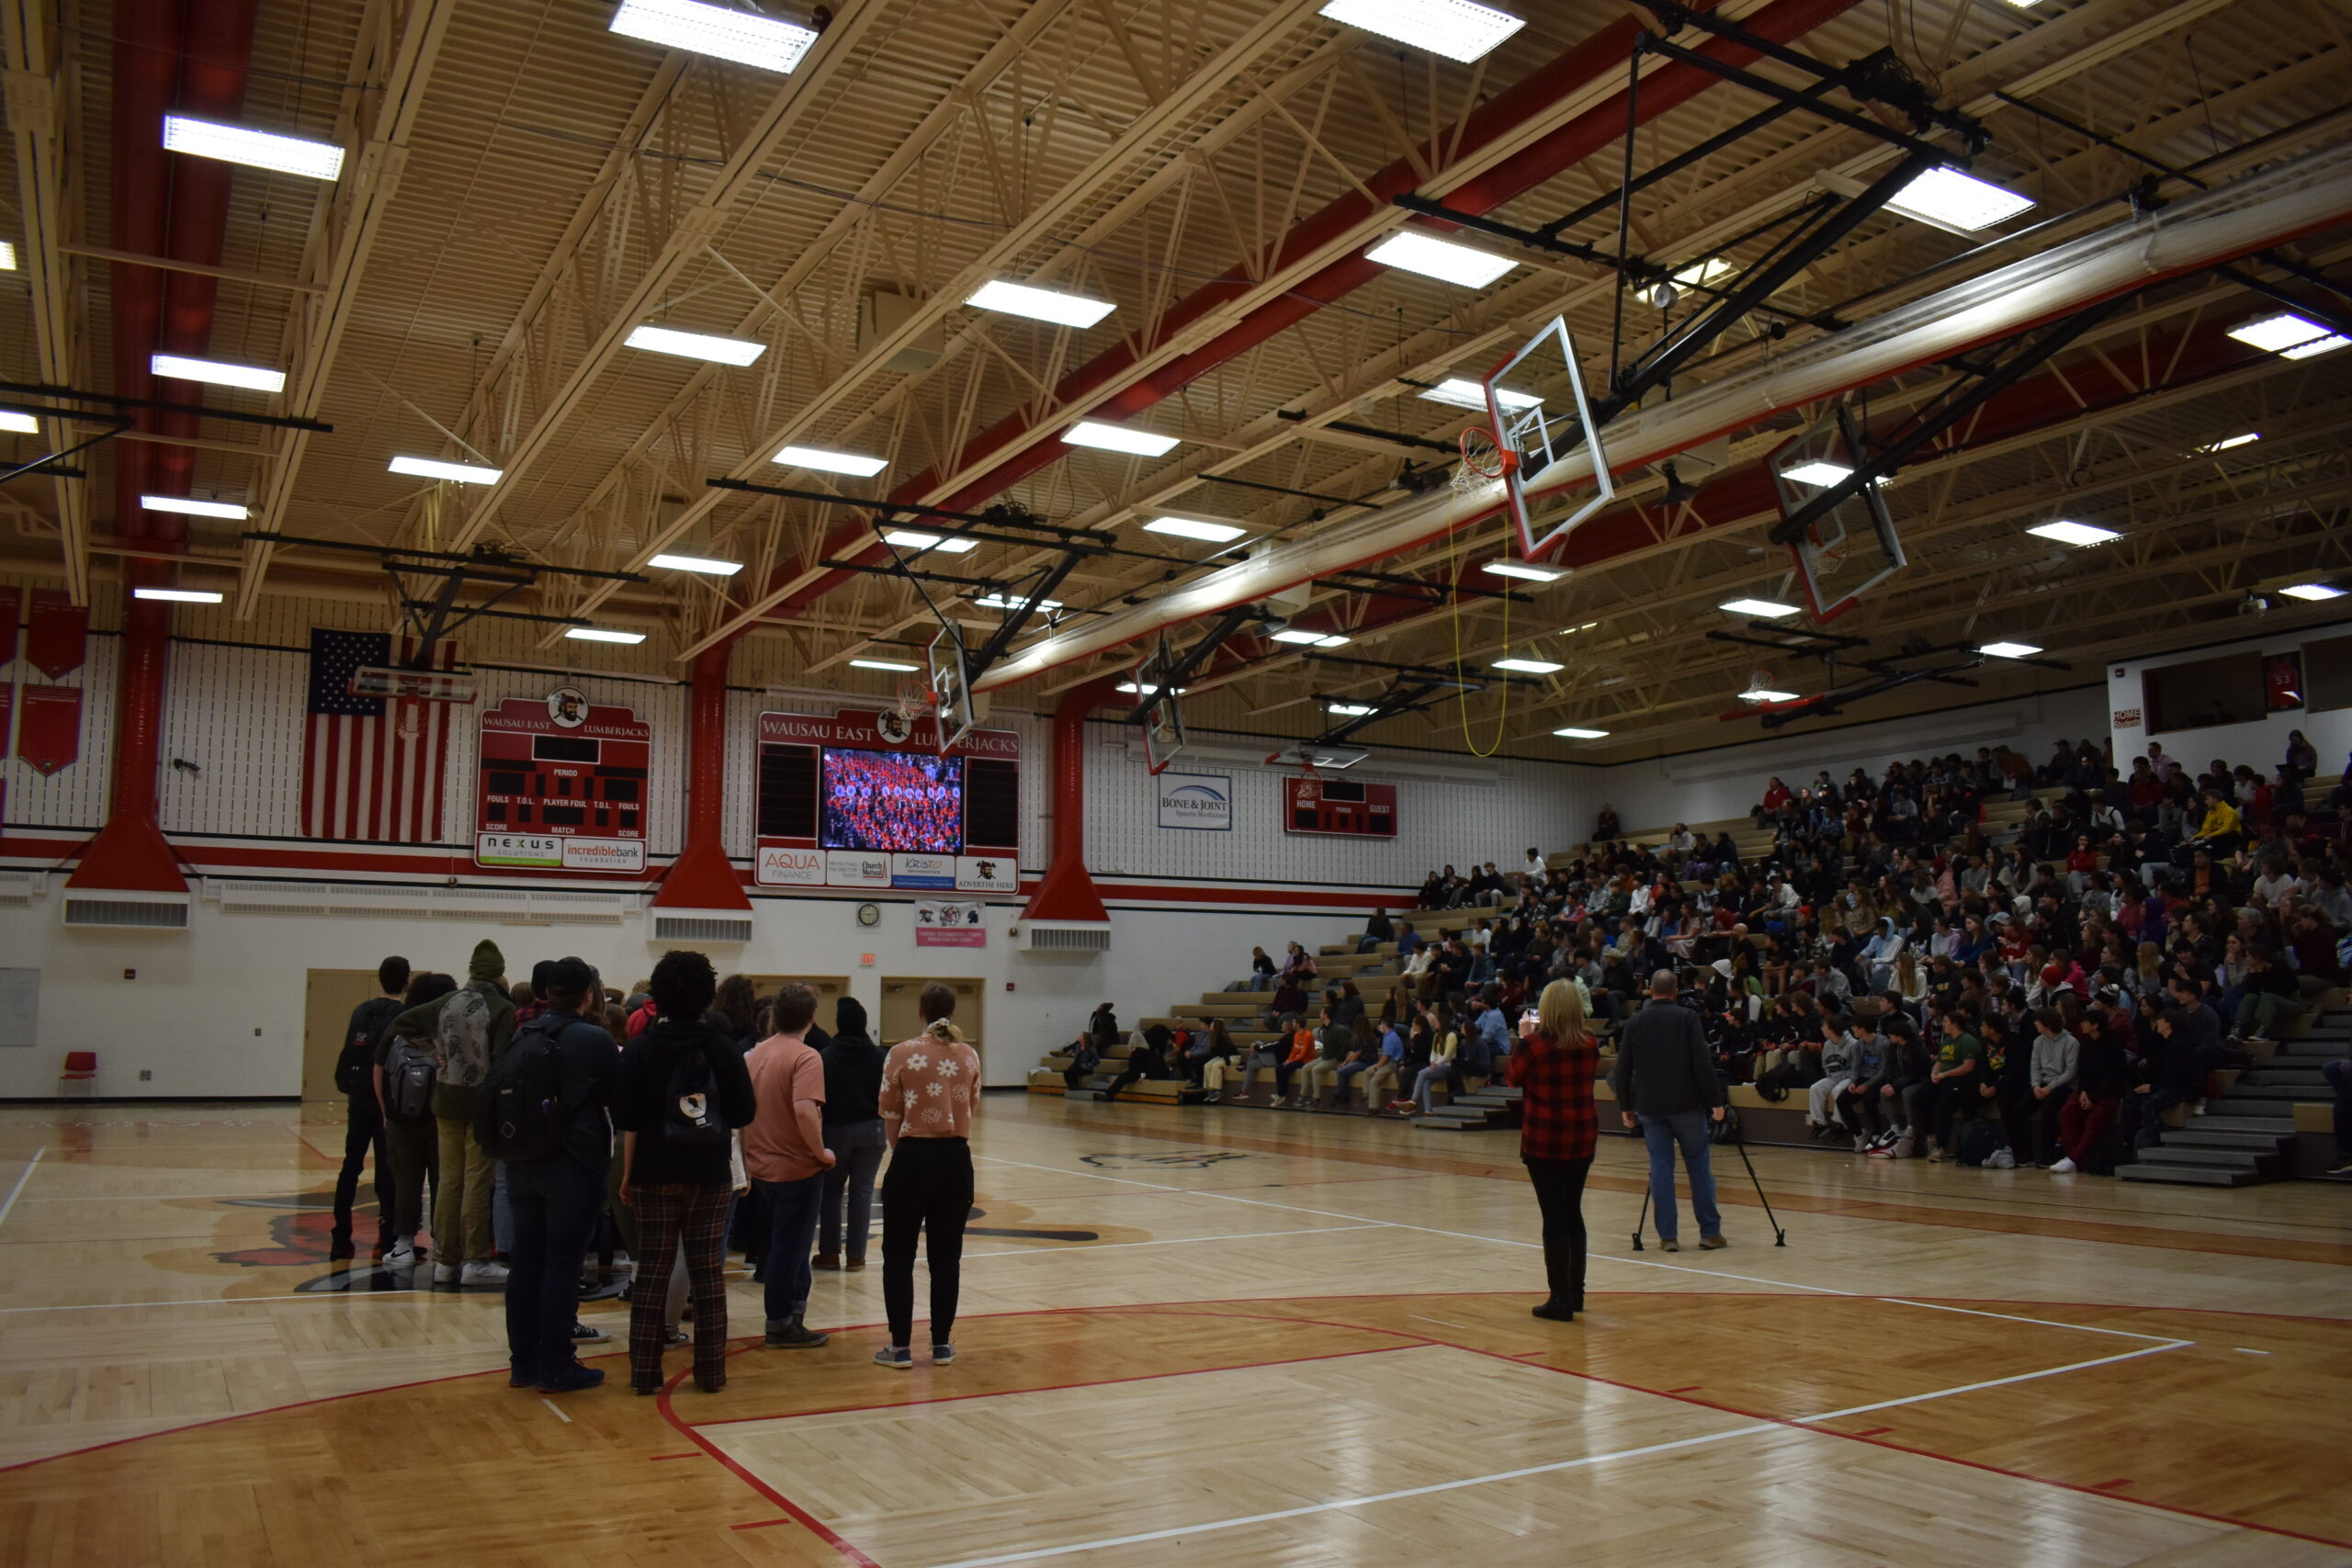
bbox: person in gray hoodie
[1837,1020,1891,1148]
[1807,1012,1862,1141]
[2023,1008,2080,1167]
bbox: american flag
[302,628,454,842]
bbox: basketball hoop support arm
[1122,604,1262,724]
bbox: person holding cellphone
[1510,981,1600,1321]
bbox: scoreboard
[475,689,652,874]
[1283,775,1396,838]
[753,709,1021,893]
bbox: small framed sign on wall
[1156,772,1233,830]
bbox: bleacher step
[2127,1145,2269,1170]
[1409,1114,1505,1131]
[2201,1099,2295,1120]
[2191,1114,2304,1135]
[2118,1162,2261,1187]
[2219,1082,2328,1099]
[2164,1129,2293,1152]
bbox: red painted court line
[1665,1384,1702,1393]
[658,1370,884,1568]
[1849,1426,1893,1438]
[2094,1478,2134,1491]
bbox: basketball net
[892,676,935,728]
[1453,425,1515,498]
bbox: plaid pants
[629,1183,732,1392]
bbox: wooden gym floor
[0,1096,2346,1566]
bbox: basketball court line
[971,1153,2197,1345]
[962,1222,1383,1260]
[0,1149,44,1232]
[895,1338,2191,1568]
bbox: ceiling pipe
[974,140,2352,693]
[714,0,1868,646]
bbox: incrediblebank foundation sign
[1156,771,1232,830]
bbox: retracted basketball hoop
[1132,633,1188,776]
[1770,399,1906,623]
[1479,316,1613,557]
[350,665,480,704]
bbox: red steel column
[1021,676,1124,924]
[651,640,752,909]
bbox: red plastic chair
[61,1051,97,1084]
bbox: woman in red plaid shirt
[1509,980,1599,1323]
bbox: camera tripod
[1630,1128,1786,1248]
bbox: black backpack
[662,1037,728,1146]
[383,1035,437,1122]
[334,998,398,1096]
[476,1017,570,1162]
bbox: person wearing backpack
[611,950,755,1395]
[374,971,456,1269]
[482,956,618,1393]
[332,956,410,1261]
[388,940,517,1289]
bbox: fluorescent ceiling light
[2282,333,2350,361]
[2196,432,2260,453]
[390,455,503,485]
[1144,515,1248,543]
[1316,0,1526,64]
[850,658,921,671]
[1740,687,1800,703]
[1884,165,2034,231]
[975,592,1062,611]
[163,115,344,181]
[2027,519,2119,547]
[2279,583,2345,602]
[774,444,887,476]
[1271,629,1351,648]
[1063,421,1180,457]
[1365,230,1517,288]
[1720,598,1801,618]
[1978,641,2043,659]
[966,278,1115,328]
[1492,657,1563,674]
[1672,257,1732,287]
[625,323,765,366]
[151,353,285,394]
[608,0,818,73]
[1418,378,1541,412]
[141,494,249,521]
[0,241,15,271]
[883,529,977,555]
[1559,620,1600,635]
[1328,703,1377,717]
[2228,312,2334,355]
[1781,460,1853,487]
[132,587,223,604]
[1116,681,1189,695]
[1553,727,1611,739]
[1480,559,1563,582]
[0,411,39,434]
[565,627,646,645]
[647,552,741,576]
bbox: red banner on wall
[0,585,20,667]
[17,684,81,774]
[26,590,86,680]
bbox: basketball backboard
[929,626,978,752]
[1770,401,1905,622]
[1480,317,1612,558]
[1132,633,1187,776]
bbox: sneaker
[1390,1099,1419,1114]
[1852,1134,1869,1152]
[2048,1156,2077,1174]
[1699,1235,1728,1251]
[2327,1158,2352,1176]
[932,1340,956,1366]
[329,1237,356,1261]
[462,1260,510,1287]
[433,1262,461,1288]
[1867,1143,1897,1159]
[571,1320,610,1344]
[664,1327,689,1348]
[874,1345,912,1371]
[764,1317,829,1349]
[382,1239,417,1268]
[1927,1146,1949,1163]
[537,1364,605,1394]
[508,1370,538,1389]
[1659,1238,1679,1253]
[1202,1092,1221,1104]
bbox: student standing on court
[331,956,409,1260]
[499,958,618,1393]
[388,939,515,1289]
[1609,969,1728,1252]
[875,982,981,1371]
[744,983,835,1350]
[612,952,756,1395]
[815,997,887,1272]
[1510,980,1599,1321]
[373,970,454,1269]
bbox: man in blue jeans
[1608,970,1729,1252]
[500,957,618,1393]
[745,983,836,1348]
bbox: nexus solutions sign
[1157,773,1233,830]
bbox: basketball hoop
[1808,525,1849,573]
[888,676,934,740]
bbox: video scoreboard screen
[754,710,1019,893]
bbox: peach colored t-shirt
[741,1034,827,1183]
[880,1031,982,1140]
